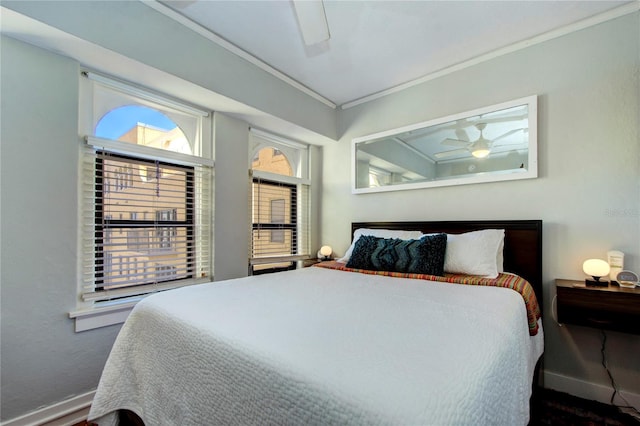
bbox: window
[368,166,391,187]
[95,153,193,290]
[270,199,286,243]
[76,71,213,324]
[252,180,297,272]
[249,130,310,275]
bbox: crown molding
[341,1,640,109]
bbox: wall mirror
[352,95,537,194]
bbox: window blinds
[249,175,310,266]
[81,146,213,302]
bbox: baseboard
[0,390,95,426]
[544,370,640,410]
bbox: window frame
[251,179,298,274]
[248,129,311,275]
[70,71,213,332]
[94,152,195,291]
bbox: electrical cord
[600,329,640,418]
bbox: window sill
[69,298,143,332]
[70,278,214,331]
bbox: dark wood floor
[531,388,640,425]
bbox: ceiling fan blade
[435,148,468,159]
[455,128,469,141]
[442,138,470,147]
[292,0,330,46]
[468,114,528,126]
[492,128,525,143]
[492,141,527,148]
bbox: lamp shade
[582,258,610,278]
[472,149,490,158]
[319,245,332,257]
[471,139,490,158]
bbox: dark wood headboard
[351,220,543,309]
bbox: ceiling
[159,0,632,108]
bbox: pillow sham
[443,229,505,278]
[346,234,447,276]
[337,228,423,264]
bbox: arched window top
[249,130,308,180]
[251,146,293,177]
[95,105,192,155]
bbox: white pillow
[444,229,505,278]
[337,228,423,263]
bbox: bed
[89,220,543,425]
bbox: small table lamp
[583,258,610,287]
[317,245,333,261]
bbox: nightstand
[302,258,322,267]
[302,258,335,268]
[555,279,640,335]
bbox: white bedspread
[89,267,543,425]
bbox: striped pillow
[346,234,447,276]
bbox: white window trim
[69,274,211,332]
[73,71,214,332]
[250,128,307,150]
[69,300,140,333]
[86,136,214,168]
[249,128,309,180]
[249,130,311,272]
[251,169,310,186]
[84,71,210,117]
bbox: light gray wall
[213,113,251,281]
[0,36,123,420]
[325,13,640,401]
[309,144,323,253]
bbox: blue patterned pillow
[346,234,447,276]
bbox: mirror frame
[351,95,538,194]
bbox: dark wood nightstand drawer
[302,258,322,267]
[556,279,640,335]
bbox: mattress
[89,266,544,425]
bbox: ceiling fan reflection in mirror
[436,122,525,159]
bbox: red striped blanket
[314,261,541,336]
